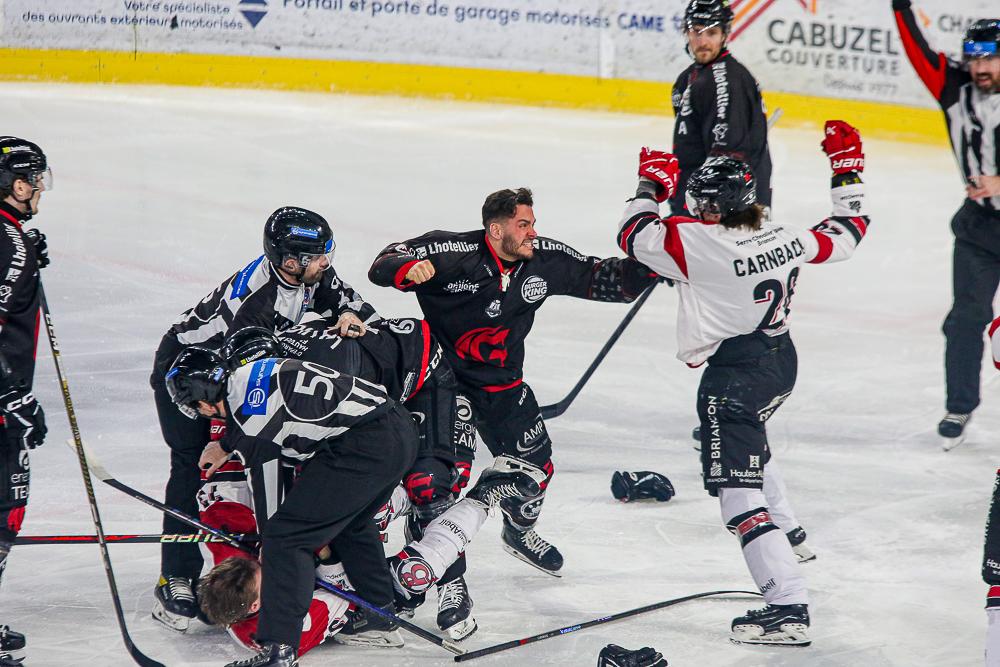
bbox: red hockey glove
[638,148,679,203]
[821,120,864,174]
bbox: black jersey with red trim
[368,229,654,390]
[894,1,1000,212]
[0,202,42,394]
[278,311,444,403]
[671,50,772,213]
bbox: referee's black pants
[256,402,418,649]
[943,200,1000,414]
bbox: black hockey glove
[24,228,49,269]
[598,644,668,667]
[611,471,674,503]
[1,386,46,450]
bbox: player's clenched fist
[821,120,864,174]
[406,259,435,284]
[638,148,679,202]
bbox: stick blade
[66,437,112,482]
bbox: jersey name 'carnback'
[617,174,870,366]
[279,311,442,403]
[895,5,1000,212]
[168,255,376,351]
[0,203,41,393]
[369,230,653,390]
[224,358,391,464]
[672,51,772,212]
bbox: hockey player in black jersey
[0,136,51,666]
[149,206,376,631]
[165,346,418,667]
[369,187,655,575]
[671,0,772,216]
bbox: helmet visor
[295,237,336,269]
[27,167,53,192]
[685,190,722,218]
[964,40,998,60]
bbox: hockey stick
[39,287,166,667]
[16,532,259,545]
[453,589,761,662]
[69,438,466,656]
[539,282,658,420]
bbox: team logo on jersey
[710,461,723,478]
[712,122,729,144]
[485,299,502,318]
[520,275,548,303]
[242,358,276,416]
[393,553,436,594]
[749,455,760,469]
[455,327,509,366]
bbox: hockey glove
[24,229,48,269]
[611,471,674,503]
[1,386,46,450]
[821,120,864,174]
[598,644,668,667]
[637,148,679,203]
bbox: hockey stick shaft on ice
[40,287,166,667]
[71,439,466,656]
[453,589,761,662]
[539,281,658,420]
[16,532,259,545]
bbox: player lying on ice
[616,120,870,646]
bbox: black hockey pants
[255,402,418,648]
[943,200,1000,414]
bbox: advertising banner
[0,0,996,109]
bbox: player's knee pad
[720,488,778,548]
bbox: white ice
[2,82,996,666]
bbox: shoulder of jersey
[532,236,590,262]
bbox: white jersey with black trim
[617,176,869,365]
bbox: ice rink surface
[1,82,997,666]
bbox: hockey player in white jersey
[616,120,870,646]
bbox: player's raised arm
[892,0,967,103]
[802,121,871,265]
[369,236,437,291]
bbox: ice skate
[152,576,197,632]
[730,604,810,647]
[436,576,477,640]
[939,412,971,451]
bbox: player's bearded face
[687,25,725,64]
[969,57,1000,93]
[498,205,537,260]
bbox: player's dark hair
[720,204,766,232]
[482,188,533,228]
[198,557,260,626]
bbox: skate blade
[730,623,810,647]
[502,544,563,578]
[441,617,478,641]
[942,433,967,452]
[151,605,190,633]
[332,629,404,648]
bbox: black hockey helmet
[0,136,51,195]
[222,326,284,370]
[963,19,1000,61]
[685,156,757,219]
[684,0,734,33]
[165,347,229,419]
[263,206,335,271]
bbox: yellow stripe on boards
[0,48,947,146]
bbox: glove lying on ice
[598,643,668,667]
[610,471,674,503]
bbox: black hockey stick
[454,589,761,662]
[70,439,466,656]
[16,532,259,545]
[540,282,658,420]
[39,287,166,667]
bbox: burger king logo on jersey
[521,275,548,303]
